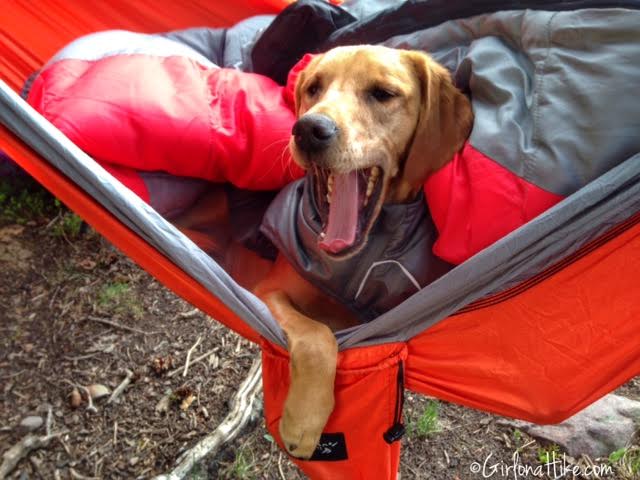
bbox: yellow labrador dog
[254,45,473,458]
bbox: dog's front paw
[279,400,331,459]
[273,313,338,459]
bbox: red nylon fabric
[425,143,565,264]
[27,56,304,194]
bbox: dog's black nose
[292,114,338,153]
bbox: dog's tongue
[319,171,359,254]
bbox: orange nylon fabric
[0,0,290,91]
[262,341,406,480]
[406,218,640,424]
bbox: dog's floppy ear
[290,54,320,117]
[293,68,307,117]
[396,51,473,200]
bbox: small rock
[69,389,82,408]
[180,393,195,411]
[87,384,111,400]
[19,415,43,432]
[155,394,171,414]
[129,457,139,467]
[500,394,640,458]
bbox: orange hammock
[2,2,640,479]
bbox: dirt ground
[1,179,638,479]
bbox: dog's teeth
[363,172,377,208]
[319,232,326,239]
[366,177,375,196]
[363,177,376,207]
[326,193,331,204]
[367,167,380,194]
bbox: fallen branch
[107,369,134,404]
[153,357,263,480]
[87,316,155,336]
[0,431,68,479]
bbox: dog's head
[290,45,473,257]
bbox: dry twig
[153,357,263,480]
[182,337,202,378]
[45,407,53,436]
[107,369,134,404]
[167,348,217,378]
[87,316,154,335]
[172,309,200,321]
[277,452,287,480]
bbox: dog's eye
[306,82,321,97]
[369,87,396,102]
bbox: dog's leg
[261,290,338,459]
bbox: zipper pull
[383,361,405,444]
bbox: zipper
[383,361,406,444]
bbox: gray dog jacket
[260,175,452,322]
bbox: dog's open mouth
[311,165,385,255]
